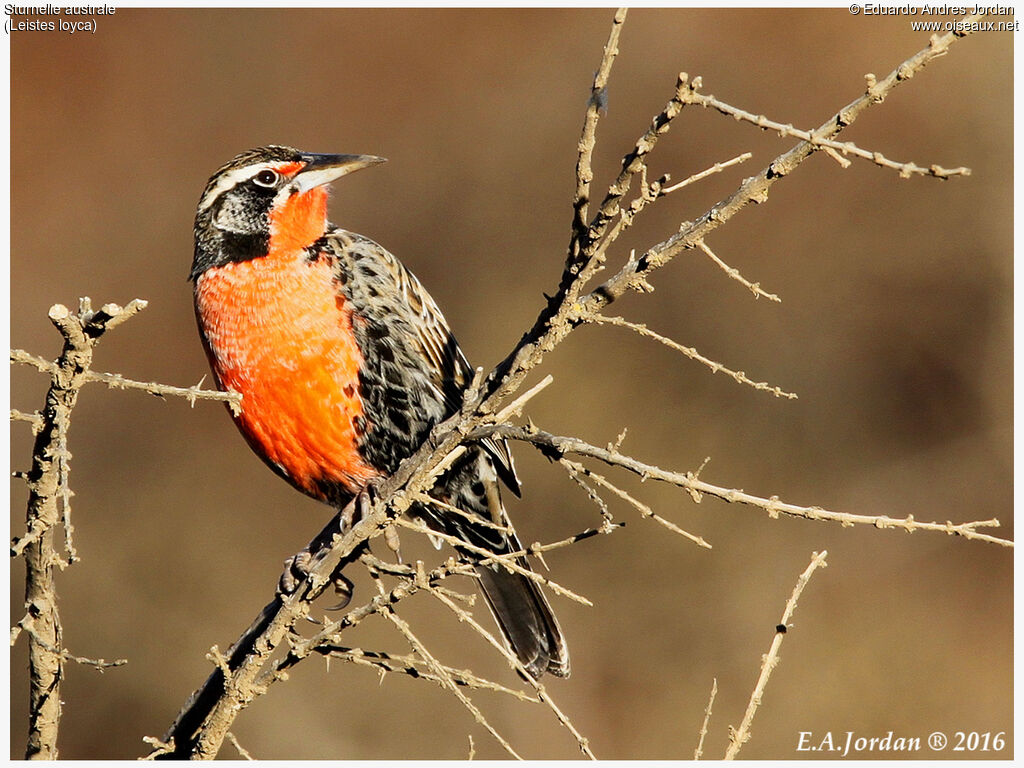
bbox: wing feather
[334,231,521,495]
[389,255,522,496]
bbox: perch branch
[153,11,986,759]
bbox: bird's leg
[278,483,387,608]
[278,491,363,598]
[362,478,402,563]
[355,477,385,522]
[346,477,402,562]
[323,484,379,609]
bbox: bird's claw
[324,572,355,611]
[278,549,313,596]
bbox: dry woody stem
[485,424,1011,547]
[9,8,1000,762]
[145,9,999,759]
[725,551,829,759]
[14,298,146,759]
[694,677,718,760]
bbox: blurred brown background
[10,8,1012,760]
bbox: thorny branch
[725,551,829,759]
[10,8,1001,761]
[10,348,240,413]
[303,646,541,701]
[150,8,1001,760]
[694,678,717,760]
[13,298,146,759]
[483,424,1013,547]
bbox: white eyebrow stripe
[196,162,277,213]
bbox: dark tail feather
[475,562,570,679]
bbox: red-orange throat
[268,185,329,253]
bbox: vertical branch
[724,551,828,760]
[693,678,717,760]
[17,298,146,759]
[570,7,628,259]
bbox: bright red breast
[194,186,381,500]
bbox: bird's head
[191,145,385,280]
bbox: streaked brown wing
[386,251,522,496]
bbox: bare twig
[586,314,797,398]
[140,736,175,759]
[486,425,1012,548]
[54,408,77,565]
[695,239,780,302]
[313,646,540,701]
[681,81,971,178]
[694,678,717,759]
[414,491,513,536]
[562,458,711,549]
[559,457,614,526]
[11,349,242,413]
[225,732,255,761]
[725,551,828,759]
[662,153,752,194]
[12,617,127,671]
[10,408,44,433]
[571,8,628,261]
[491,374,553,423]
[379,595,522,759]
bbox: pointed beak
[293,153,387,194]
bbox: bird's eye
[253,169,280,188]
